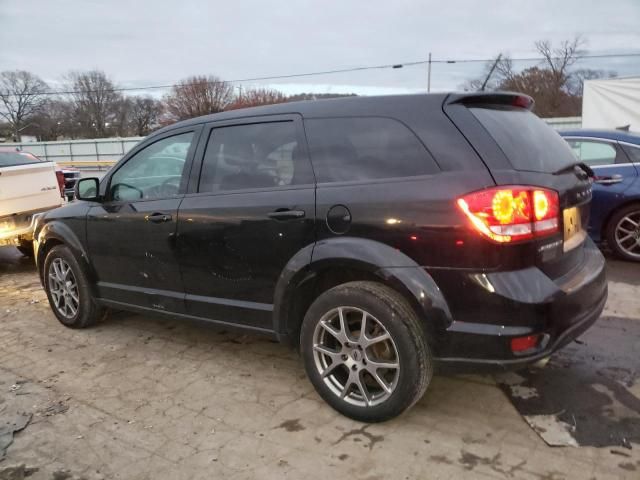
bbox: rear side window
[469,107,576,173]
[622,144,640,163]
[304,117,438,183]
[199,121,313,192]
[0,152,43,167]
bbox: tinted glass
[109,132,193,201]
[622,144,640,163]
[305,117,437,183]
[565,140,617,166]
[0,151,43,167]
[470,107,577,173]
[199,121,312,192]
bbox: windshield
[0,151,44,167]
[470,106,577,173]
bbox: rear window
[469,107,577,173]
[0,152,43,167]
[304,117,438,183]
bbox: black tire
[43,245,107,328]
[17,241,34,258]
[605,203,640,262]
[300,281,432,422]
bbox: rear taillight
[457,186,559,243]
[55,170,65,197]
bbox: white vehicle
[0,151,63,256]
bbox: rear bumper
[430,237,607,373]
[0,210,49,247]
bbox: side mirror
[75,177,100,201]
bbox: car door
[564,137,638,238]
[87,127,201,312]
[176,115,316,331]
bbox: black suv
[35,93,607,422]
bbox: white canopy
[582,76,640,132]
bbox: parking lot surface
[0,246,638,480]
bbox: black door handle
[145,212,172,223]
[267,209,306,220]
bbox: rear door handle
[267,209,306,220]
[145,212,172,223]
[594,174,623,185]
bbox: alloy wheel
[48,258,79,318]
[312,306,400,407]
[614,211,640,259]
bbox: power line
[2,52,639,97]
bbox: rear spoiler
[445,92,534,111]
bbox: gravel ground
[0,246,638,480]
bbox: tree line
[0,37,615,142]
[461,36,615,117]
[0,71,353,142]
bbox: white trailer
[582,76,640,132]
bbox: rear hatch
[0,152,62,218]
[444,93,593,278]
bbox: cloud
[1,0,639,94]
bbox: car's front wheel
[606,203,640,262]
[300,281,432,422]
[44,245,107,328]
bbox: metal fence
[1,137,143,173]
[544,116,582,131]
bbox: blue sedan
[560,130,640,262]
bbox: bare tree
[0,71,49,141]
[164,75,234,121]
[29,98,77,140]
[67,70,122,137]
[566,68,616,97]
[460,54,514,92]
[227,87,287,110]
[535,37,585,88]
[128,96,163,136]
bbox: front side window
[199,121,313,193]
[304,117,438,183]
[566,139,617,166]
[109,132,194,201]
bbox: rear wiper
[553,162,594,178]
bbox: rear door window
[469,107,577,173]
[622,144,640,163]
[304,117,438,183]
[199,121,314,193]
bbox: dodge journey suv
[35,93,607,422]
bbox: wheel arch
[36,221,97,295]
[272,237,452,347]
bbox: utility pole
[480,54,502,91]
[427,52,432,93]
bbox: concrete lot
[0,246,638,480]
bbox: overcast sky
[1,0,639,96]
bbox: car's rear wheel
[44,245,107,328]
[300,281,432,422]
[606,204,640,262]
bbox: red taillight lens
[511,334,541,353]
[55,170,65,197]
[457,186,559,243]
